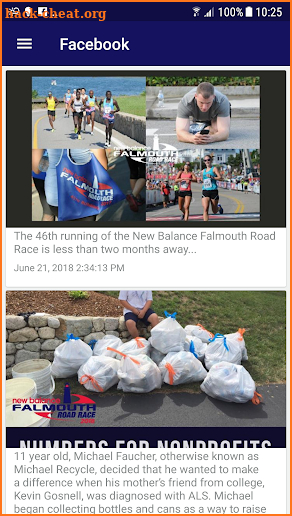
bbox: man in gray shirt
[176,82,231,145]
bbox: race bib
[180,180,188,189]
[104,105,111,114]
[203,178,212,189]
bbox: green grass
[68,291,89,300]
[101,290,286,386]
[115,94,145,117]
[53,291,285,398]
[32,94,146,117]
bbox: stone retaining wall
[94,111,146,145]
[146,85,260,99]
[6,314,158,379]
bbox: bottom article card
[4,290,287,514]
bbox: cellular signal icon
[192,6,201,16]
[204,7,214,17]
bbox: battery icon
[245,6,253,17]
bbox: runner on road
[125,155,146,212]
[81,88,88,132]
[175,162,197,221]
[45,91,59,132]
[69,90,87,140]
[200,155,224,221]
[99,91,120,148]
[71,89,77,128]
[64,89,71,117]
[160,180,171,208]
[243,179,249,194]
[86,90,98,135]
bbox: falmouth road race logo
[114,148,178,164]
[12,383,97,424]
[60,167,114,203]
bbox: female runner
[200,155,223,221]
[175,162,197,221]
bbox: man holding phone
[176,82,231,145]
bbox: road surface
[146,183,260,221]
[32,108,142,149]
[146,119,260,150]
[51,384,285,428]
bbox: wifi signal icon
[192,6,201,16]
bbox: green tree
[146,76,260,87]
[251,150,260,166]
[227,153,242,170]
[32,89,39,99]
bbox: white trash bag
[184,324,214,343]
[117,353,162,393]
[225,328,248,361]
[150,347,166,366]
[115,337,150,360]
[51,334,92,378]
[148,337,166,365]
[151,311,186,354]
[184,335,207,362]
[78,356,119,392]
[159,351,207,385]
[93,335,122,358]
[204,334,242,370]
[201,361,261,404]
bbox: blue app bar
[2,3,290,65]
[2,2,290,21]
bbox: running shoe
[180,214,185,220]
[78,134,82,140]
[91,131,94,135]
[104,142,108,148]
[218,204,224,214]
[126,194,139,212]
[74,128,77,134]
[51,129,55,133]
[136,196,145,206]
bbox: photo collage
[31,74,260,224]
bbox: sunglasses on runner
[204,159,211,162]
